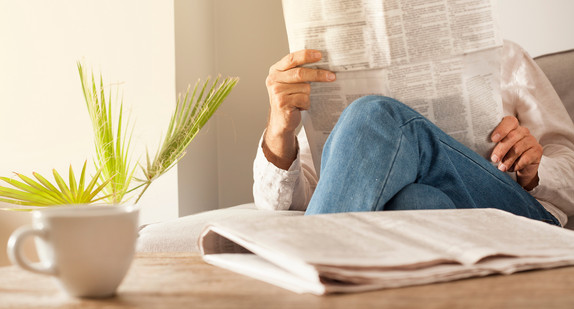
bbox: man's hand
[490,116,543,191]
[263,50,336,170]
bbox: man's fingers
[285,93,311,110]
[490,116,542,189]
[491,116,519,143]
[267,82,311,97]
[497,136,534,172]
[264,50,335,136]
[269,50,336,83]
[270,89,310,110]
[268,67,335,84]
[271,49,323,72]
[491,125,529,163]
[510,146,542,173]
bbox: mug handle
[7,225,57,276]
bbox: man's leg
[305,96,559,225]
[384,183,456,211]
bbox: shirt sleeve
[501,41,574,224]
[252,129,317,211]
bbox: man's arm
[497,40,574,225]
[253,50,334,211]
[263,49,336,170]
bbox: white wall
[174,0,574,212]
[174,0,221,216]
[0,0,178,225]
[498,0,574,57]
[213,0,290,208]
[175,0,289,212]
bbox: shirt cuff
[253,133,302,210]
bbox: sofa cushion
[137,203,303,253]
[534,49,574,121]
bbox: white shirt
[253,41,574,226]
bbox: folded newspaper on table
[200,209,574,295]
[282,0,504,175]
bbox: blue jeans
[305,96,559,226]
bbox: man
[253,41,574,227]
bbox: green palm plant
[0,63,238,208]
[0,162,113,207]
[78,63,135,204]
[136,75,238,203]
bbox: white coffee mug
[7,205,139,298]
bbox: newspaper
[199,209,574,295]
[282,0,504,175]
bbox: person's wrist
[263,124,298,170]
[519,173,539,191]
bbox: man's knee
[342,95,415,123]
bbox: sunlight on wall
[0,0,178,224]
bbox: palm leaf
[52,169,74,204]
[78,62,135,204]
[0,163,114,206]
[79,166,107,202]
[69,165,78,199]
[0,176,60,204]
[134,76,238,203]
[0,186,59,205]
[33,172,64,196]
[145,76,238,179]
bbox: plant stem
[134,181,152,204]
[124,182,146,195]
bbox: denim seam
[374,115,422,210]
[374,132,404,210]
[398,116,424,129]
[437,139,509,186]
[398,116,507,185]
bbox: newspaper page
[200,208,574,295]
[282,0,504,175]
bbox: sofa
[137,48,574,254]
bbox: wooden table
[2,252,574,308]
